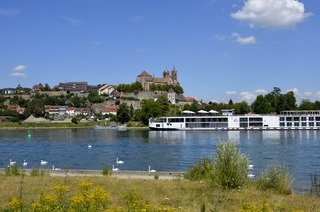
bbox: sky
[1,0,319,104]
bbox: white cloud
[135,47,146,52]
[231,0,312,29]
[304,91,312,97]
[130,15,144,23]
[60,16,82,27]
[316,92,320,98]
[240,92,256,103]
[232,32,256,45]
[94,41,101,46]
[0,8,20,17]
[255,89,267,94]
[225,91,237,95]
[287,87,301,96]
[10,72,27,77]
[12,65,26,71]
[213,34,227,41]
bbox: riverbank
[0,168,185,180]
[0,121,148,130]
[1,172,320,211]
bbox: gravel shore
[1,168,186,180]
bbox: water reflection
[1,129,320,192]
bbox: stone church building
[136,66,179,91]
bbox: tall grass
[185,157,214,181]
[213,141,249,188]
[1,176,319,211]
[185,141,250,189]
[255,163,293,194]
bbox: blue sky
[1,0,319,104]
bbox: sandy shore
[0,168,186,180]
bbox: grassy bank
[0,175,319,211]
[0,121,147,130]
[0,121,96,129]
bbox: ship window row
[280,117,320,121]
[240,123,263,127]
[279,122,320,127]
[239,117,263,122]
[186,123,228,128]
[185,118,228,123]
[168,118,184,122]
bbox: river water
[0,128,319,193]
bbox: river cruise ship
[148,110,320,131]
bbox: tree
[28,99,45,117]
[157,94,169,115]
[233,101,250,114]
[139,99,163,125]
[117,103,130,123]
[88,92,104,103]
[299,99,314,110]
[283,91,296,110]
[251,95,273,114]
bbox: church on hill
[136,66,179,91]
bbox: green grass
[0,175,319,211]
[0,121,97,129]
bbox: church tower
[171,66,177,81]
[163,68,170,78]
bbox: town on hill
[0,67,319,125]
[0,67,202,124]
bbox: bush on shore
[212,141,249,188]
[186,141,249,189]
[255,163,293,194]
[185,141,294,195]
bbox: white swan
[148,165,156,172]
[248,164,254,169]
[247,174,255,178]
[52,165,61,170]
[9,159,16,166]
[88,144,92,149]
[112,165,119,171]
[23,160,27,167]
[40,160,48,165]
[116,158,124,164]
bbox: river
[1,128,319,193]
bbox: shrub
[101,163,109,176]
[185,157,214,181]
[212,141,249,189]
[71,117,78,124]
[30,168,47,176]
[5,164,20,176]
[255,163,293,194]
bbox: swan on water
[52,165,61,170]
[23,160,27,167]
[40,160,48,165]
[116,158,124,164]
[248,164,254,169]
[10,159,16,166]
[112,165,119,171]
[88,144,92,149]
[148,165,156,172]
[247,174,255,178]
